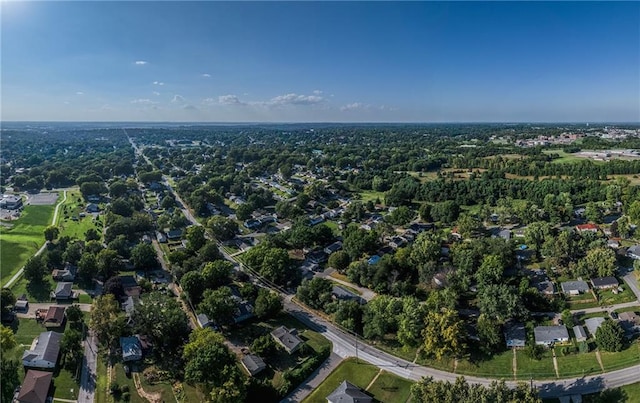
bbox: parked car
[124,365,131,377]
[610,311,619,320]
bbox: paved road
[78,331,98,403]
[317,269,377,302]
[281,353,344,402]
[623,271,640,302]
[3,190,68,288]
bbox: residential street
[78,331,98,403]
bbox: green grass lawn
[596,286,636,306]
[11,317,49,345]
[95,354,109,403]
[515,350,556,380]
[599,342,640,371]
[56,190,103,241]
[302,358,379,403]
[358,190,385,203]
[554,351,601,378]
[0,204,56,286]
[366,370,414,403]
[113,363,145,403]
[456,350,515,379]
[52,367,81,400]
[10,276,56,302]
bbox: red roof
[44,306,65,325]
[576,223,599,231]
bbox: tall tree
[595,320,625,352]
[131,242,158,271]
[198,287,238,326]
[422,308,466,360]
[254,289,282,319]
[44,225,60,242]
[90,294,126,350]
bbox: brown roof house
[43,306,66,328]
[15,370,52,403]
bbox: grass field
[599,342,640,371]
[554,351,601,378]
[0,204,56,286]
[10,276,56,302]
[516,350,556,380]
[358,190,386,203]
[456,350,515,379]
[302,358,413,403]
[52,367,81,401]
[56,190,103,241]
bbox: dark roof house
[43,306,66,328]
[241,354,267,376]
[504,321,526,348]
[560,281,589,295]
[22,331,62,369]
[326,380,373,403]
[120,336,142,362]
[534,325,569,346]
[270,326,303,354]
[590,277,619,290]
[15,370,52,403]
[51,282,75,300]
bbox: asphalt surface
[78,331,98,403]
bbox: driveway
[15,302,92,319]
[78,331,98,403]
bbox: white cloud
[268,93,324,106]
[313,90,323,95]
[218,94,246,106]
[202,73,211,78]
[152,91,160,96]
[202,98,216,106]
[340,102,366,111]
[130,99,158,105]
[153,81,164,86]
[183,104,198,111]
[171,94,185,104]
[135,60,148,65]
[75,91,84,95]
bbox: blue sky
[2,1,638,122]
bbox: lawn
[358,190,386,203]
[52,367,81,401]
[56,190,103,241]
[11,317,50,345]
[456,350,515,379]
[302,358,379,403]
[515,350,556,380]
[95,354,109,403]
[10,276,56,302]
[0,204,56,286]
[366,370,414,403]
[114,363,145,403]
[596,285,636,306]
[554,351,601,378]
[599,342,640,371]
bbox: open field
[554,351,601,378]
[56,190,104,241]
[515,349,556,380]
[0,204,56,286]
[599,342,640,371]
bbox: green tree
[422,308,466,360]
[131,242,158,271]
[476,314,502,354]
[397,297,425,349]
[1,358,20,403]
[198,287,238,325]
[626,200,640,224]
[180,271,206,304]
[60,328,83,368]
[0,289,16,312]
[296,278,333,310]
[24,255,47,283]
[0,325,16,351]
[475,254,504,287]
[456,214,481,239]
[525,221,552,258]
[561,309,575,328]
[208,216,238,241]
[328,250,350,272]
[477,284,526,321]
[254,289,282,319]
[250,334,279,359]
[96,248,123,279]
[186,225,207,252]
[85,228,101,241]
[363,295,403,340]
[44,225,60,242]
[134,291,190,358]
[430,200,460,224]
[583,247,617,278]
[183,328,245,401]
[77,252,98,284]
[65,305,83,324]
[595,319,625,352]
[202,260,232,288]
[235,203,254,221]
[90,294,126,350]
[585,202,603,223]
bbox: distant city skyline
[2,1,639,123]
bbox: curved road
[3,190,67,288]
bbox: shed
[241,354,267,376]
[573,325,587,342]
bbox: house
[618,312,640,336]
[22,331,62,369]
[388,236,407,249]
[51,265,76,281]
[309,216,325,226]
[156,231,167,243]
[590,277,619,290]
[15,370,52,403]
[627,245,640,260]
[534,325,569,346]
[241,354,267,376]
[576,223,599,233]
[560,280,590,295]
[43,306,66,328]
[86,203,100,213]
[307,250,328,264]
[120,275,141,298]
[50,282,76,300]
[234,301,255,324]
[503,321,526,348]
[197,313,213,328]
[244,219,260,230]
[0,194,23,210]
[498,229,511,241]
[584,317,606,337]
[573,325,587,342]
[270,326,303,354]
[326,380,373,403]
[608,239,620,249]
[332,286,364,304]
[120,336,142,362]
[142,234,152,244]
[166,229,183,240]
[536,281,556,296]
[324,241,343,255]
